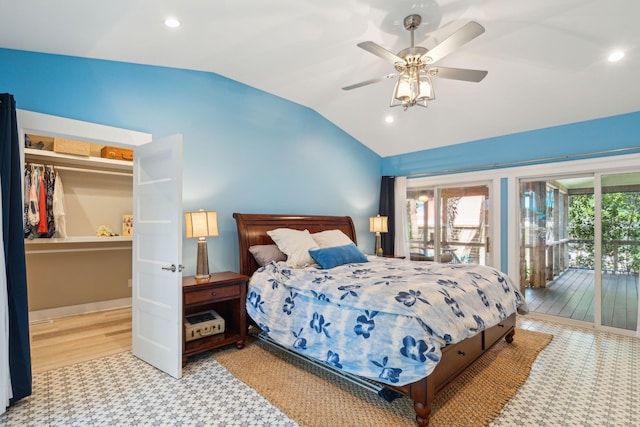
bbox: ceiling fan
[342,14,488,110]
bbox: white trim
[408,168,502,188]
[17,110,150,147]
[593,172,603,329]
[501,153,640,181]
[393,177,410,257]
[524,312,638,338]
[637,271,640,338]
[28,298,132,323]
[507,176,518,283]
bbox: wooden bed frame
[233,213,516,427]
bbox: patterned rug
[214,328,553,427]
[1,349,298,426]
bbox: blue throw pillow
[309,244,368,269]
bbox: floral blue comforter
[246,256,527,386]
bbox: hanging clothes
[36,173,48,235]
[27,167,38,228]
[44,166,55,238]
[23,166,31,237]
[52,171,67,238]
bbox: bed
[233,213,525,427]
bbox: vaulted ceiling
[1,0,639,157]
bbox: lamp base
[375,233,383,257]
[195,238,210,280]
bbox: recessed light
[608,50,624,62]
[164,17,181,28]
[385,115,394,124]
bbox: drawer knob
[211,291,217,296]
[458,350,466,356]
[498,323,504,328]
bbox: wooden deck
[525,268,638,331]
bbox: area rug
[214,328,553,427]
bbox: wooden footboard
[388,313,516,426]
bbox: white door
[132,134,183,378]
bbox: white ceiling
[2,0,639,157]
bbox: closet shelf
[25,236,133,245]
[24,148,133,172]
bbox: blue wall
[1,48,382,274]
[383,111,640,177]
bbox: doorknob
[162,264,177,272]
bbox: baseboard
[524,311,638,338]
[29,297,132,323]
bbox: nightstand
[182,271,249,366]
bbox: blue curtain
[0,93,32,404]
[379,176,395,256]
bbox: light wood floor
[29,307,132,373]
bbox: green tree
[568,192,640,272]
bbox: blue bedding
[246,256,527,386]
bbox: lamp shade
[393,72,413,103]
[369,215,389,233]
[416,71,434,101]
[185,210,218,238]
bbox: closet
[18,110,151,321]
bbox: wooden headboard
[233,213,357,277]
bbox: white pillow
[267,228,319,268]
[312,229,354,248]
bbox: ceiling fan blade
[357,41,405,65]
[431,66,488,82]
[342,74,397,91]
[421,21,485,64]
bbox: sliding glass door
[599,172,639,332]
[519,171,639,334]
[407,184,490,266]
[440,186,490,265]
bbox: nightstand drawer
[185,285,240,305]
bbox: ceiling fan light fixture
[390,68,434,110]
[346,15,485,111]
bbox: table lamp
[369,214,388,256]
[185,209,218,280]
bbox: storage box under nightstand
[184,309,225,341]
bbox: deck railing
[569,239,640,274]
[522,238,640,288]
